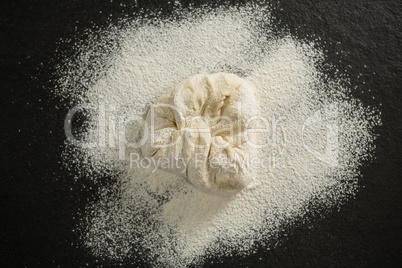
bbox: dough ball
[141,73,258,196]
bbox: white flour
[55,5,380,267]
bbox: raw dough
[141,73,258,196]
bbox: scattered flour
[55,5,380,267]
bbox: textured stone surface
[1,0,400,266]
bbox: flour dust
[55,5,380,267]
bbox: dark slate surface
[1,0,401,267]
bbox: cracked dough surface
[141,73,258,196]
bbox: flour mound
[55,5,381,268]
[141,73,257,196]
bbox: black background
[1,0,401,267]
